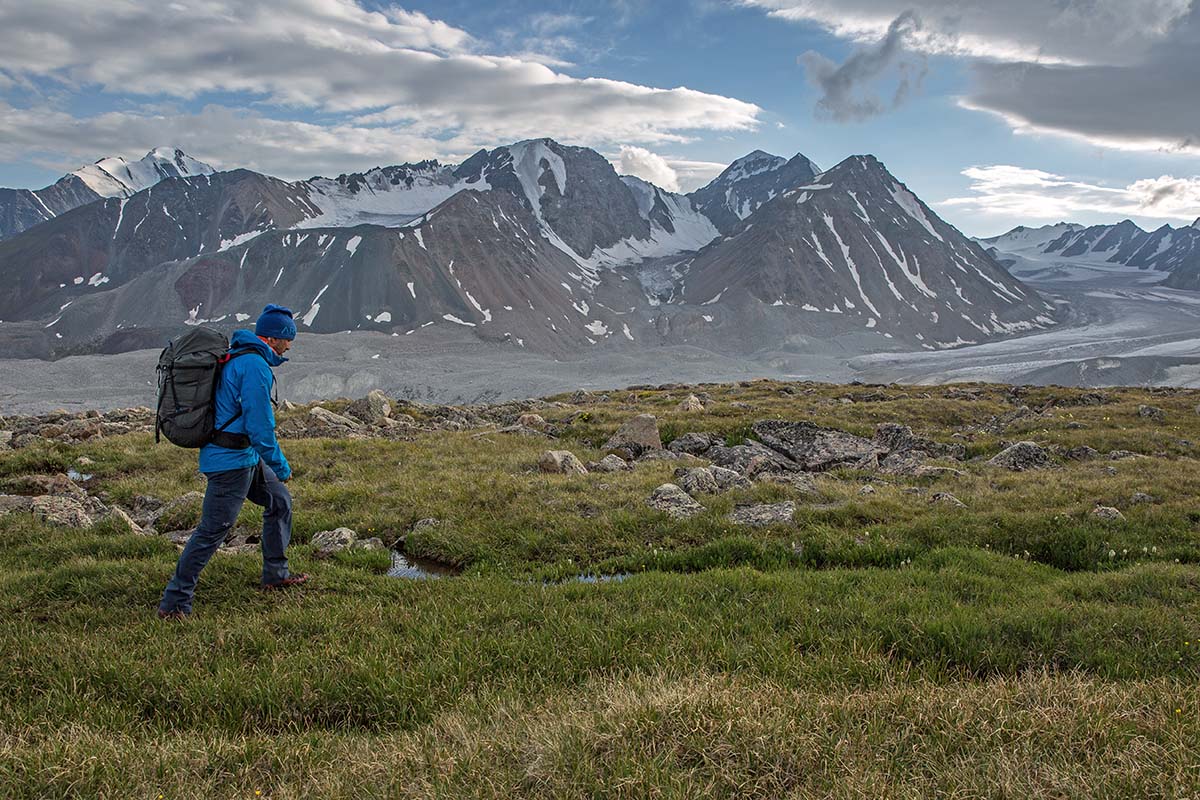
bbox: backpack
[154,327,259,448]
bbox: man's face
[265,336,293,356]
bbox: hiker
[158,304,308,619]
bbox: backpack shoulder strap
[213,348,267,432]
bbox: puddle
[66,469,93,482]
[387,550,460,580]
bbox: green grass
[2,379,1200,796]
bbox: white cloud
[739,0,1190,65]
[0,0,761,174]
[617,146,681,191]
[939,165,1200,225]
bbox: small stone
[588,454,630,473]
[352,537,386,551]
[31,496,93,527]
[309,406,363,429]
[667,432,718,455]
[103,506,144,535]
[646,484,704,519]
[677,394,705,413]
[674,467,719,495]
[859,485,876,495]
[709,465,751,491]
[988,441,1053,471]
[929,492,966,508]
[311,527,357,555]
[1061,446,1100,461]
[1137,405,1165,422]
[603,414,662,458]
[76,456,95,466]
[517,413,547,429]
[1130,492,1156,505]
[728,501,796,526]
[538,450,588,475]
[1092,505,1125,522]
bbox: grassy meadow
[1,379,1199,797]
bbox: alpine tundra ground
[1,379,1199,798]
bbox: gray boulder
[929,492,966,508]
[668,432,719,456]
[677,394,705,412]
[988,441,1053,471]
[31,496,93,527]
[309,406,363,430]
[728,501,796,527]
[538,450,589,475]
[706,441,799,477]
[311,527,357,555]
[1137,405,1165,422]
[674,467,719,495]
[751,420,885,472]
[646,484,704,519]
[588,454,631,473]
[1092,505,1125,522]
[344,389,393,425]
[603,414,662,458]
[709,465,752,491]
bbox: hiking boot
[157,608,189,621]
[262,573,309,591]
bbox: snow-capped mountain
[982,219,1200,279]
[0,147,213,241]
[0,138,1054,359]
[676,155,1056,349]
[686,150,819,235]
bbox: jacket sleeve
[238,359,291,480]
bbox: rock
[859,485,876,496]
[1092,505,1125,522]
[668,432,719,456]
[352,537,386,551]
[282,399,299,412]
[1061,446,1100,461]
[674,467,719,495]
[646,484,704,519]
[102,506,144,535]
[11,434,39,449]
[707,442,799,477]
[517,413,547,429]
[709,466,751,491]
[1137,405,1165,422]
[311,527,357,555]
[311,406,364,430]
[345,390,393,425]
[538,450,588,475]
[31,496,93,527]
[677,394,705,412]
[603,414,662,458]
[751,420,885,472]
[1108,450,1140,460]
[0,495,34,516]
[0,430,12,449]
[588,455,630,473]
[877,451,927,476]
[929,492,966,508]
[131,494,165,526]
[1130,492,1156,505]
[76,456,95,466]
[874,423,965,460]
[728,501,796,527]
[756,473,818,493]
[988,441,1053,471]
[635,450,684,464]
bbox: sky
[0,0,1198,237]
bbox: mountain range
[0,139,1058,359]
[979,218,1200,287]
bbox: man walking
[158,304,308,619]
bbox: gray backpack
[155,327,256,448]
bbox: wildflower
[1109,550,1116,559]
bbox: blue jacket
[198,329,291,479]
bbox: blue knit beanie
[255,304,297,340]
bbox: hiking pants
[159,460,292,614]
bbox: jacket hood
[230,329,287,366]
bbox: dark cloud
[799,11,926,122]
[965,8,1200,154]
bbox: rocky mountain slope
[0,139,1054,360]
[981,218,1200,280]
[0,148,213,241]
[676,156,1056,349]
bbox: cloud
[939,164,1200,225]
[799,11,924,122]
[739,0,1190,65]
[744,0,1200,154]
[0,0,761,177]
[616,146,682,191]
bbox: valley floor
[1,380,1199,796]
